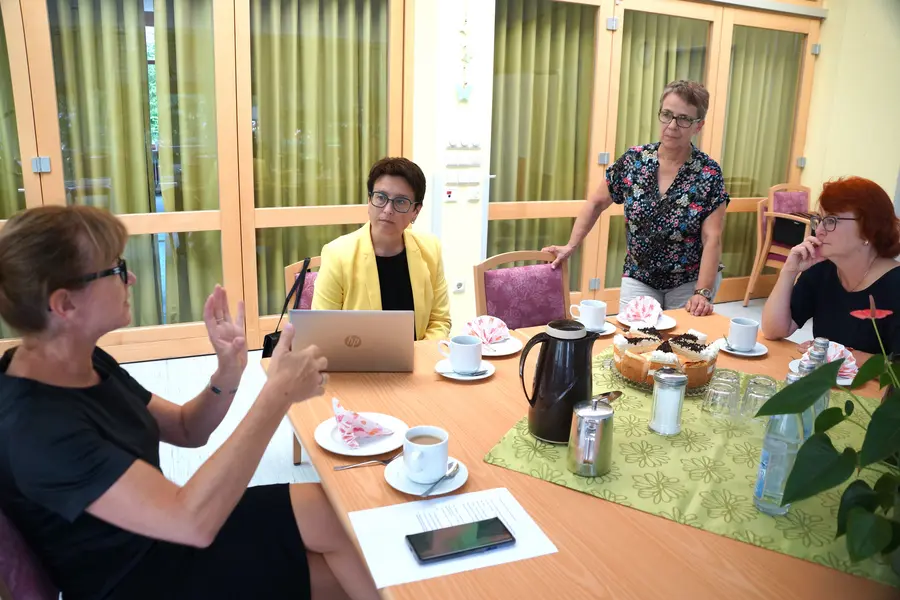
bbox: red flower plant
[850,294,894,320]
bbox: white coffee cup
[437,335,482,374]
[404,426,450,484]
[570,300,607,330]
[727,318,759,352]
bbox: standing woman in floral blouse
[543,80,729,316]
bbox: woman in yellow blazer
[312,157,451,340]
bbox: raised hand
[783,236,825,275]
[266,324,328,407]
[203,285,248,376]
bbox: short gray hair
[659,80,710,120]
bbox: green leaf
[859,397,900,467]
[844,400,854,417]
[756,359,844,417]
[836,481,878,538]
[852,354,886,389]
[874,473,900,514]
[881,520,900,555]
[881,372,895,389]
[814,407,846,434]
[847,508,893,562]
[783,433,857,504]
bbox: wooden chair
[283,256,321,465]
[473,250,570,330]
[283,256,322,311]
[743,184,812,306]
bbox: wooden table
[274,311,890,599]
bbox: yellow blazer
[311,222,451,341]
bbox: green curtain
[720,26,803,277]
[489,0,595,291]
[604,11,708,288]
[49,0,220,326]
[252,0,388,315]
[154,0,220,323]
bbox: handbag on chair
[262,257,311,358]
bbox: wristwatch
[693,288,713,301]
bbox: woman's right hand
[266,324,328,408]
[783,236,825,275]
[542,244,575,269]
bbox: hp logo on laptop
[344,335,362,348]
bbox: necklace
[840,255,877,292]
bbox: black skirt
[107,484,310,600]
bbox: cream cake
[613,327,721,389]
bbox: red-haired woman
[761,176,900,355]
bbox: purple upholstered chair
[474,250,570,330]
[744,184,811,306]
[284,257,321,311]
[0,506,58,600]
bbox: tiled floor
[123,300,813,488]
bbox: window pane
[251,0,388,210]
[615,11,708,158]
[125,230,222,326]
[0,11,24,218]
[721,26,803,197]
[257,224,360,315]
[49,0,219,213]
[604,216,627,288]
[487,218,582,292]
[490,0,594,205]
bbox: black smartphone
[405,517,516,564]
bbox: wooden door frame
[15,0,243,363]
[595,0,821,311]
[486,0,614,307]
[237,0,411,349]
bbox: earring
[864,240,870,246]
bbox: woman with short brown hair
[0,205,377,600]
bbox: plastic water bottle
[754,412,804,516]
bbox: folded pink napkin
[332,398,393,448]
[803,342,858,380]
[465,315,510,345]
[623,296,662,327]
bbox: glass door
[706,9,817,300]
[236,0,407,347]
[23,0,243,362]
[487,0,610,305]
[597,0,722,309]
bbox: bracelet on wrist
[209,381,239,395]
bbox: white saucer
[482,336,524,358]
[720,342,768,358]
[385,456,469,497]
[576,320,616,336]
[435,359,496,381]
[788,359,855,386]
[314,413,409,457]
[616,313,676,331]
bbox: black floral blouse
[606,142,730,290]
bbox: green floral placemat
[485,349,900,587]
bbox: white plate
[482,336,524,358]
[788,359,855,386]
[575,320,617,336]
[385,456,469,497]
[616,313,677,331]
[314,413,409,457]
[720,342,769,358]
[435,359,496,381]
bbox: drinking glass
[702,382,739,417]
[740,376,778,419]
[711,369,740,388]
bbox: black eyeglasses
[76,258,129,285]
[369,191,420,214]
[658,109,702,129]
[810,215,857,232]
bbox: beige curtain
[489,0,595,291]
[154,0,221,323]
[49,0,219,326]
[605,11,707,288]
[720,25,803,277]
[0,11,23,338]
[252,0,388,315]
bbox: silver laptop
[288,310,415,372]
